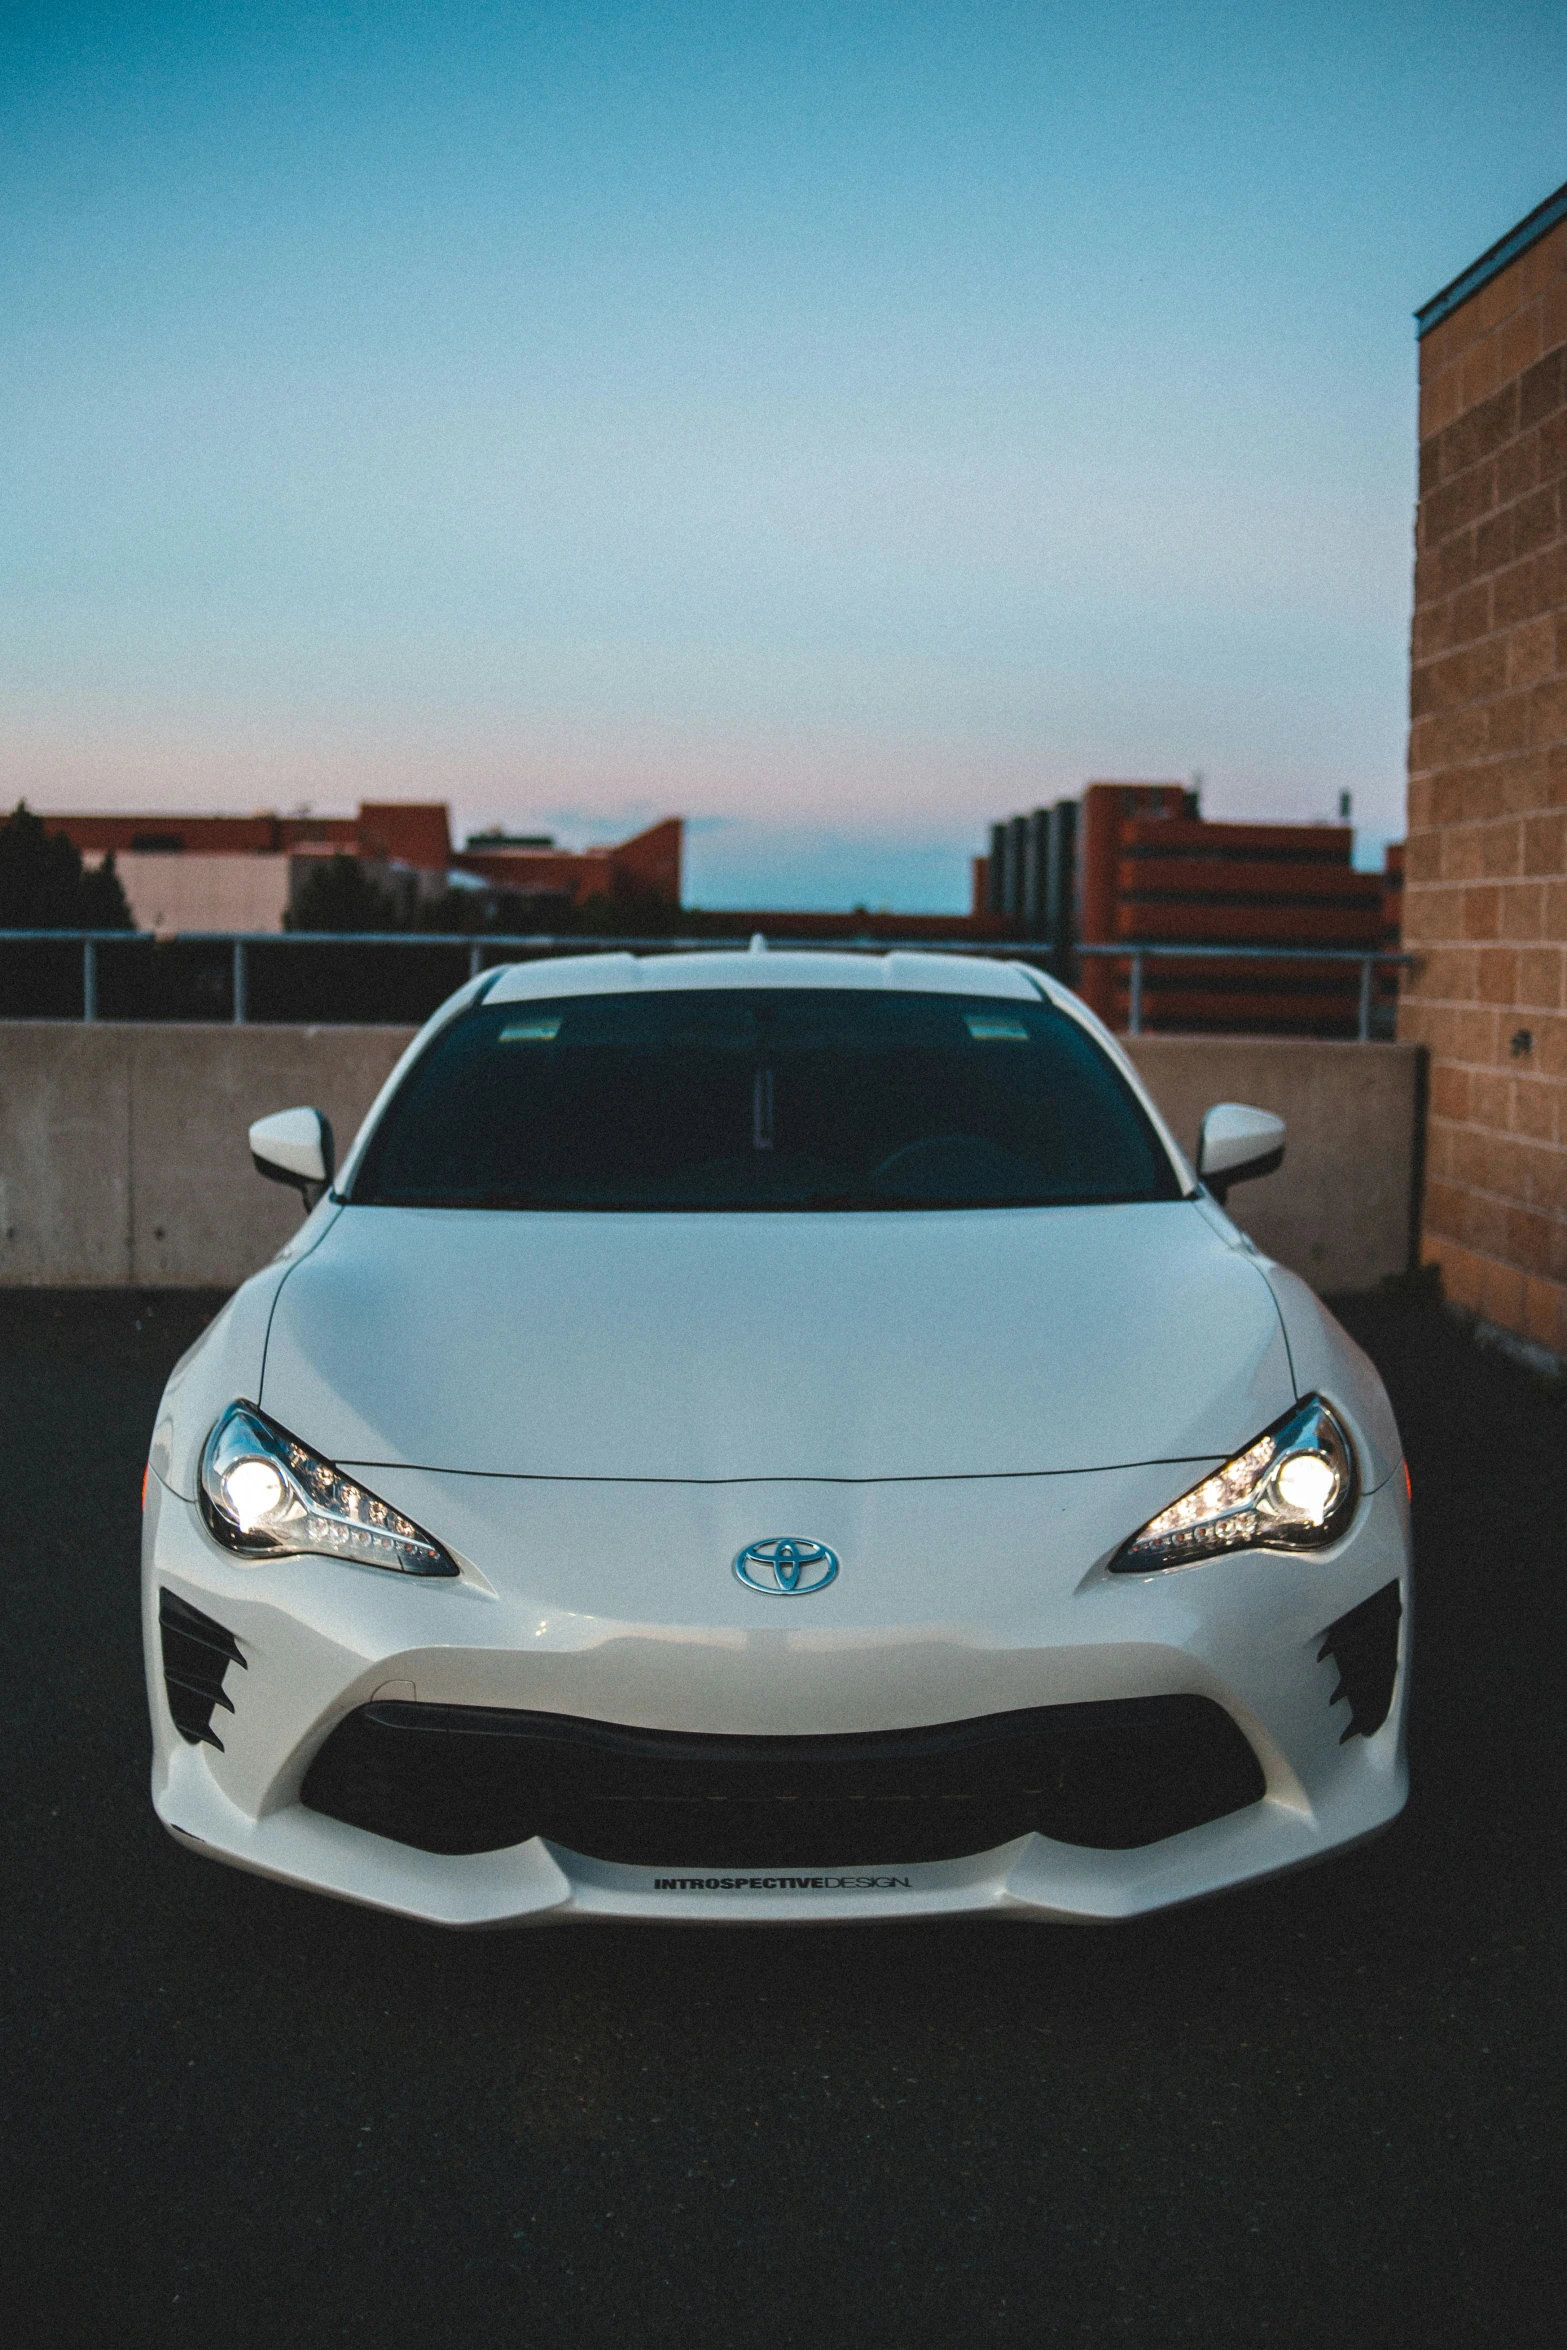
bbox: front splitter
[155,1738,1405,1928]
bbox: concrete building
[1402,178,1567,1365]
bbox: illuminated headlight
[199,1402,456,1577]
[1111,1395,1356,1573]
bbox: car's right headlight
[1110,1395,1357,1573]
[199,1401,457,1577]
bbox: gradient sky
[3,2,1565,908]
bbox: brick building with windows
[977,786,1394,1034]
[1402,179,1567,1364]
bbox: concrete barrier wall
[0,1024,415,1289]
[1125,1037,1423,1295]
[0,1023,1423,1294]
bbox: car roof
[482,948,1048,1005]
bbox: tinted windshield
[351,987,1183,1211]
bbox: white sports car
[143,949,1410,1928]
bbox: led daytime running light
[1112,1396,1356,1573]
[200,1402,456,1577]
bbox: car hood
[258,1201,1294,1482]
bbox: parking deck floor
[2,1287,1564,2348]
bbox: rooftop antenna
[749,932,767,953]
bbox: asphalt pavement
[2,1284,1564,2349]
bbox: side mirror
[1197,1102,1285,1206]
[249,1107,336,1209]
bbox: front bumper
[143,1461,1411,1928]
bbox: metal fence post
[1357,956,1373,1043]
[1128,950,1144,1037]
[232,937,248,1025]
[82,937,97,1022]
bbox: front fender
[151,1200,344,1498]
[1262,1264,1403,1494]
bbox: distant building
[40,805,683,930]
[976,784,1396,1034]
[1402,178,1567,1366]
[453,816,683,910]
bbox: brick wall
[1403,214,1567,1358]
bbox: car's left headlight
[199,1401,457,1577]
[1111,1395,1356,1573]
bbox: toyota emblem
[733,1537,840,1597]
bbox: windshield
[350,987,1183,1211]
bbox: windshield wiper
[800,1191,1066,1211]
[359,1192,610,1210]
[801,1191,955,1210]
[359,1188,1077,1212]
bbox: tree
[0,803,133,929]
[286,855,404,932]
[78,852,134,928]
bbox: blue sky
[2,2,1564,908]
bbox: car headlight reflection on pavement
[1112,1395,1357,1572]
[199,1401,457,1577]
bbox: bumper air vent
[1318,1580,1402,1741]
[302,1695,1266,1865]
[158,1588,247,1750]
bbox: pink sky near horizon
[2,698,1384,908]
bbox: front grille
[301,1696,1266,1864]
[1318,1580,1402,1741]
[158,1588,246,1750]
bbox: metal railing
[0,927,1058,1029]
[0,929,1412,1040]
[1075,942,1414,1041]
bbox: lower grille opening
[159,1588,246,1750]
[301,1696,1266,1863]
[1318,1580,1402,1741]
